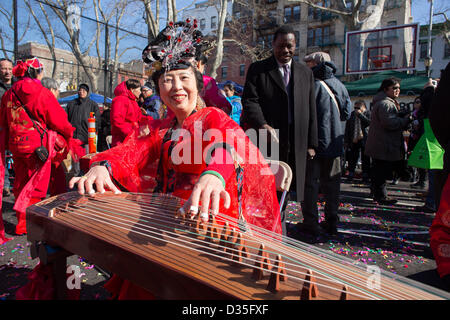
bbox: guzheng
[26,192,450,300]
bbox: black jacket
[66,96,101,144]
[345,110,371,145]
[0,80,12,99]
[242,55,318,201]
[429,62,450,171]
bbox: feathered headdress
[142,18,208,74]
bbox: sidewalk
[0,176,448,300]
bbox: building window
[239,64,245,77]
[200,18,206,30]
[211,16,217,29]
[309,1,325,20]
[419,41,431,60]
[221,66,227,79]
[258,34,273,49]
[445,42,450,59]
[284,5,301,23]
[295,31,300,48]
[308,26,331,46]
[385,21,398,38]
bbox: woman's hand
[68,165,121,195]
[181,173,231,223]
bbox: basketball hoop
[370,55,389,68]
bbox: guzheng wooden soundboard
[26,192,450,300]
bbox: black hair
[378,77,401,92]
[197,54,208,65]
[223,83,235,92]
[273,25,296,42]
[126,79,141,90]
[354,100,366,107]
[0,58,13,64]
[18,54,43,79]
[151,63,204,97]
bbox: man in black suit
[241,25,318,205]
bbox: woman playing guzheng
[68,19,282,299]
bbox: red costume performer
[0,57,83,240]
[430,175,450,284]
[110,81,146,148]
[89,105,282,299]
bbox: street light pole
[426,0,434,78]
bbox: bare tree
[24,0,58,77]
[292,0,386,31]
[37,0,140,94]
[209,0,228,79]
[433,11,450,46]
[0,2,31,59]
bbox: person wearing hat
[0,56,84,237]
[141,81,161,119]
[303,51,331,69]
[66,83,101,157]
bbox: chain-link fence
[0,0,150,103]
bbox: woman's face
[384,83,400,99]
[158,67,198,121]
[131,87,141,100]
[223,87,234,97]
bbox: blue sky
[411,0,448,25]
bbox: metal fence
[0,0,150,103]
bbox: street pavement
[1,174,449,300]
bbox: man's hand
[261,124,279,144]
[307,148,316,160]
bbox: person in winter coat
[141,82,161,119]
[223,83,242,125]
[0,57,83,238]
[429,62,450,290]
[66,83,101,151]
[110,79,146,147]
[344,100,371,182]
[365,77,413,204]
[295,58,351,238]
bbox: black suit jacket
[242,55,318,201]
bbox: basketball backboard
[345,23,419,74]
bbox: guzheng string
[59,194,428,300]
[51,193,440,300]
[96,194,434,300]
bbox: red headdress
[12,57,44,77]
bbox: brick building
[17,42,148,96]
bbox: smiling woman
[67,19,282,299]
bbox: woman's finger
[210,189,221,217]
[199,187,211,222]
[104,176,121,194]
[186,183,202,219]
[220,190,231,209]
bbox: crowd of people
[0,20,449,298]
